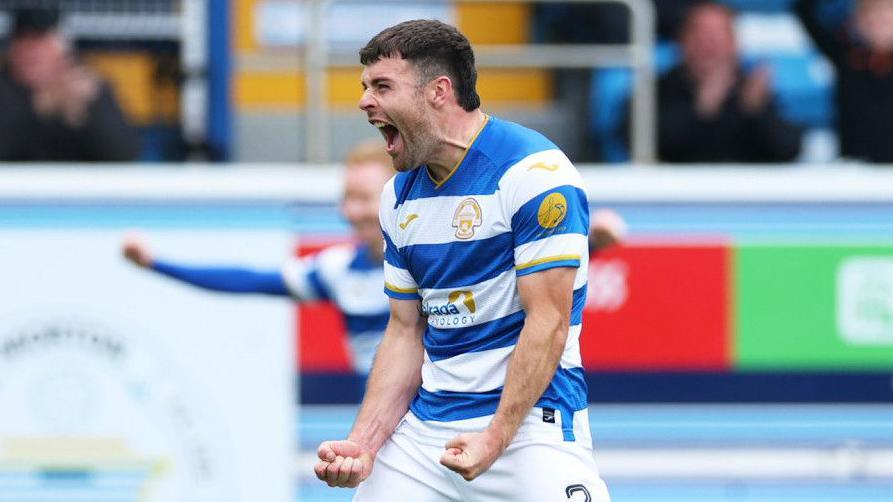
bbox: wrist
[346,433,377,458]
[483,424,512,454]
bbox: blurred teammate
[122,142,393,375]
[314,20,610,501]
[0,7,139,161]
[795,0,893,162]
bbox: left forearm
[488,314,567,449]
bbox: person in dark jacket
[656,2,802,163]
[0,7,140,161]
[795,0,893,162]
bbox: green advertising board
[735,245,893,369]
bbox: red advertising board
[582,243,732,370]
[297,240,733,372]
[296,240,353,372]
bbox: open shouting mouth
[371,120,403,155]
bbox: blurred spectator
[654,2,802,163]
[533,0,700,161]
[534,0,701,44]
[0,7,139,161]
[795,0,893,162]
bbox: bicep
[517,267,576,321]
[387,298,425,336]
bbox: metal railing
[0,1,211,153]
[302,0,655,163]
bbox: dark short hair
[678,1,735,39]
[359,19,481,111]
[12,7,61,37]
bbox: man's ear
[428,75,454,108]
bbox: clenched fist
[314,440,375,488]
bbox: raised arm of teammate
[121,236,290,296]
[439,266,576,481]
[589,208,627,253]
[314,296,426,488]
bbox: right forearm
[347,322,423,455]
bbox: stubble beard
[392,111,439,172]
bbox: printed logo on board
[452,198,482,239]
[0,316,233,501]
[837,257,893,345]
[587,259,629,312]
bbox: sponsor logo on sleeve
[537,192,568,229]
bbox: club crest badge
[452,198,482,239]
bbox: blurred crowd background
[1,2,892,502]
[2,0,891,165]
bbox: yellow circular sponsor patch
[537,192,568,229]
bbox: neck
[366,236,384,263]
[426,109,486,184]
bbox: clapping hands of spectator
[739,65,772,116]
[32,61,100,127]
[693,64,736,118]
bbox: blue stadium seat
[744,51,834,128]
[588,41,836,161]
[588,43,679,163]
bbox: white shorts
[353,410,610,502]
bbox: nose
[358,89,376,112]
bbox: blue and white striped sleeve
[379,178,420,300]
[501,150,590,277]
[281,253,331,301]
[282,244,360,301]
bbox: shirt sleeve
[151,260,290,296]
[501,150,590,277]
[380,178,420,300]
[281,254,331,301]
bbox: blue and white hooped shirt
[282,243,389,374]
[380,115,591,444]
